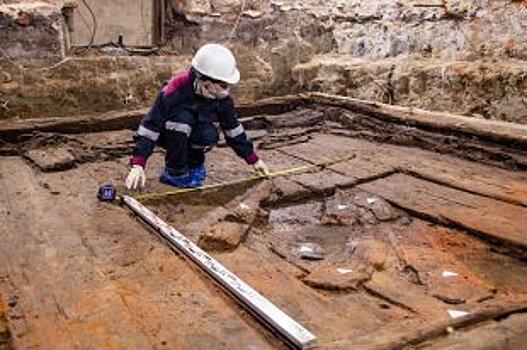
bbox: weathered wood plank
[345,300,527,350]
[304,92,527,146]
[309,133,527,208]
[274,139,357,190]
[218,243,415,345]
[0,157,278,350]
[364,272,446,315]
[403,159,527,207]
[359,174,527,249]
[420,313,527,349]
[309,134,397,180]
[0,95,303,142]
[287,169,354,194]
[0,158,153,349]
[122,195,317,349]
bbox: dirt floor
[0,98,526,349]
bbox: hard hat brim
[192,64,241,85]
[224,68,240,85]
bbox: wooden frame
[152,0,166,45]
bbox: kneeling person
[125,43,269,190]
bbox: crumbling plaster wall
[0,0,163,120]
[70,0,153,47]
[0,0,526,123]
[1,0,154,46]
[165,0,527,123]
[170,0,527,61]
[0,1,68,66]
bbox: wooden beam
[358,174,527,254]
[151,0,166,45]
[0,96,303,142]
[302,92,527,146]
[121,195,317,349]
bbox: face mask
[195,80,229,99]
[215,87,229,99]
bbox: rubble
[292,242,325,260]
[25,146,76,171]
[302,263,371,291]
[198,221,249,252]
[351,239,390,271]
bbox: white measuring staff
[122,195,317,349]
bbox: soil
[0,102,526,349]
[0,297,11,350]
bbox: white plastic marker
[366,197,377,204]
[239,202,250,210]
[299,245,314,253]
[336,268,353,274]
[337,204,348,210]
[447,309,469,319]
[122,195,317,349]
[442,271,459,277]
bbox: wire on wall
[71,0,175,56]
[229,0,247,41]
[73,0,97,54]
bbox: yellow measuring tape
[131,153,356,202]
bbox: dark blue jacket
[131,69,258,170]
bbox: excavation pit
[0,94,526,349]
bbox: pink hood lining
[162,70,191,96]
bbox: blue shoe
[159,169,202,188]
[189,165,207,181]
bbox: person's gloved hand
[252,159,270,176]
[126,165,146,190]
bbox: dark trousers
[158,122,219,174]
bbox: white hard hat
[191,43,240,84]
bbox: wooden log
[303,92,527,146]
[0,95,304,142]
